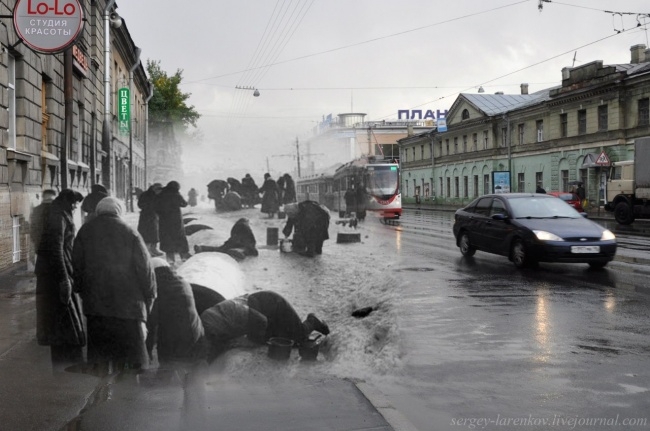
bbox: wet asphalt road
[370,209,650,431]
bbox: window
[463,176,468,197]
[517,124,524,145]
[561,169,569,192]
[473,175,479,197]
[536,120,543,142]
[446,177,451,197]
[445,139,449,155]
[560,113,568,138]
[439,177,443,197]
[453,137,458,154]
[454,177,459,197]
[462,135,467,152]
[489,199,507,217]
[517,173,525,192]
[8,54,16,149]
[536,172,543,190]
[578,109,587,134]
[638,98,649,126]
[462,109,470,120]
[598,105,608,131]
[483,131,488,149]
[501,127,507,147]
[41,78,50,152]
[412,148,415,160]
[12,216,21,263]
[472,133,477,151]
[420,144,424,159]
[483,174,490,195]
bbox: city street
[1,204,650,431]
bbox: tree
[146,60,200,129]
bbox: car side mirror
[491,213,509,221]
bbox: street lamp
[236,85,260,97]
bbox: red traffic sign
[595,151,610,166]
[13,0,84,54]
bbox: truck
[605,137,650,224]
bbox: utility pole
[296,136,301,178]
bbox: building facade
[399,44,650,210]
[0,0,149,271]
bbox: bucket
[266,227,279,246]
[267,337,294,361]
[299,334,323,361]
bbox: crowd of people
[207,172,297,217]
[31,180,330,375]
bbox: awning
[581,153,602,168]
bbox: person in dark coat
[282,201,330,257]
[187,188,198,207]
[30,189,57,267]
[282,173,296,205]
[536,185,546,193]
[156,181,191,263]
[73,197,157,371]
[355,183,367,221]
[276,175,286,204]
[259,173,280,218]
[227,177,244,196]
[200,290,329,362]
[194,217,258,260]
[241,173,259,208]
[81,184,108,223]
[146,258,206,364]
[137,183,163,257]
[35,189,85,368]
[344,186,357,216]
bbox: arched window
[462,109,470,120]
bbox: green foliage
[146,60,200,129]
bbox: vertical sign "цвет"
[118,87,130,136]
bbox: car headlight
[600,229,616,241]
[533,230,564,241]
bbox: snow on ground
[123,199,403,384]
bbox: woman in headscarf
[156,181,191,263]
[35,189,85,368]
[282,173,297,205]
[73,197,157,372]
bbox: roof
[461,90,551,116]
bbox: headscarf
[166,181,181,191]
[95,197,123,217]
[150,257,170,269]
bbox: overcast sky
[115,0,650,188]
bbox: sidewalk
[0,266,408,431]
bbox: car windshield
[556,194,574,202]
[508,196,581,219]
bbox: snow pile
[177,252,246,299]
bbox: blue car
[452,193,617,268]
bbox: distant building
[399,44,650,208]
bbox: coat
[282,200,330,251]
[35,197,84,346]
[137,186,160,243]
[259,178,280,214]
[147,267,205,362]
[72,212,157,322]
[81,184,108,222]
[282,176,296,204]
[156,185,189,254]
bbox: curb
[353,380,421,431]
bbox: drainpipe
[101,0,116,191]
[128,48,141,212]
[144,81,153,185]
[62,48,73,189]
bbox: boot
[303,313,330,336]
[166,252,175,264]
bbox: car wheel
[511,239,533,268]
[588,261,607,269]
[614,202,635,225]
[459,232,476,257]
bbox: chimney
[520,83,529,95]
[495,91,504,95]
[561,67,571,80]
[645,48,650,63]
[630,44,647,64]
